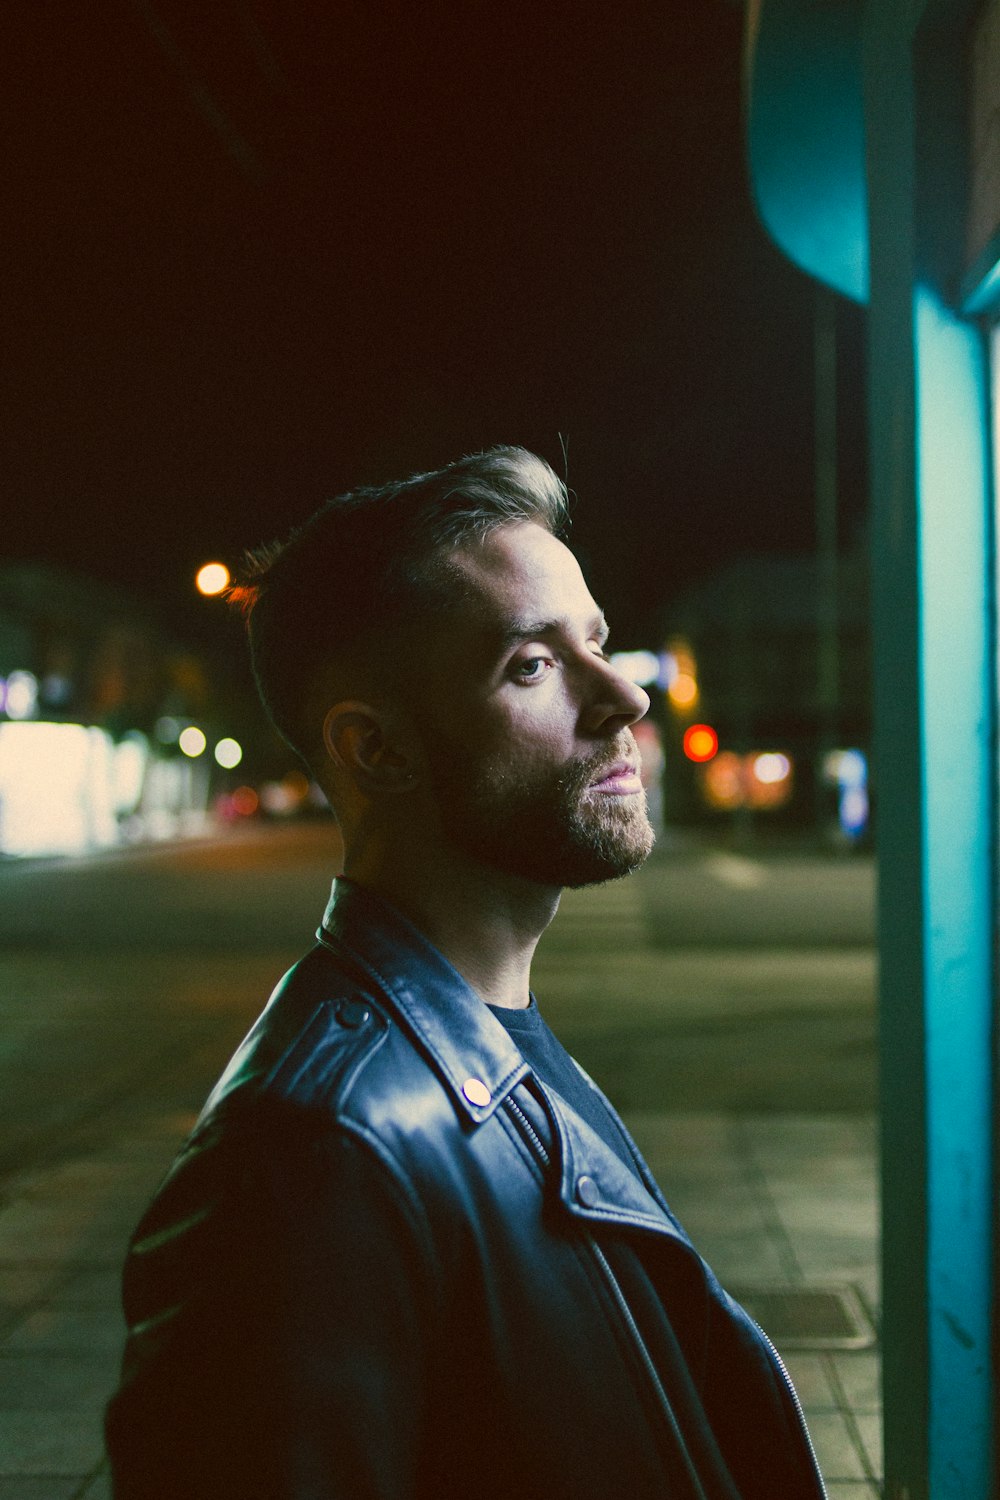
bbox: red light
[683,724,719,763]
[231,786,259,816]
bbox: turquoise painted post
[915,288,994,1500]
[864,8,995,1496]
[743,1,996,1494]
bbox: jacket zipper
[750,1317,829,1499]
[505,1094,549,1164]
[589,1237,711,1499]
[504,1095,709,1498]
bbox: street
[0,822,881,1497]
[0,822,875,1182]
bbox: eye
[511,655,553,682]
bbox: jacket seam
[336,1115,445,1319]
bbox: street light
[195,562,230,597]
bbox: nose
[578,657,650,735]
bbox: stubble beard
[429,735,655,889]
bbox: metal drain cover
[729,1283,876,1350]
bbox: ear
[321,700,419,794]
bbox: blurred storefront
[0,562,224,856]
[659,545,871,836]
[743,1,997,1494]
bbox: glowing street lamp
[195,562,230,596]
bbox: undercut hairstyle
[229,446,570,775]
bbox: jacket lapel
[321,878,691,1248]
[539,1083,694,1248]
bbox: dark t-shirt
[487,994,639,1175]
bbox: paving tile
[2,1305,123,1356]
[76,1468,111,1500]
[0,1269,65,1307]
[0,1354,118,1411]
[699,1233,793,1280]
[0,1205,130,1262]
[0,1480,80,1499]
[781,1353,838,1410]
[0,1411,103,1476]
[806,1411,869,1480]
[854,1411,882,1475]
[664,1186,769,1230]
[55,1271,122,1307]
[831,1351,881,1411]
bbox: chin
[501,806,655,889]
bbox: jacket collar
[318,878,688,1247]
[319,878,530,1125]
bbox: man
[106,447,825,1499]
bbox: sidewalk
[0,863,880,1499]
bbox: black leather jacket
[106,879,827,1500]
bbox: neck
[341,830,560,1009]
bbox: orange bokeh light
[683,723,719,763]
[668,671,699,709]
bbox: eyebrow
[495,613,610,653]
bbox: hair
[228,445,570,773]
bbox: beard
[426,731,655,888]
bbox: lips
[588,760,644,796]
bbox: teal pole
[864,5,995,1496]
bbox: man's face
[409,521,654,888]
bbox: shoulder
[194,941,457,1169]
[201,941,394,1116]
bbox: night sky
[6,1,867,650]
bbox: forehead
[440,522,597,638]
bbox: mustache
[558,733,638,794]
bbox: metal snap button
[576,1174,600,1208]
[337,998,371,1029]
[462,1077,491,1108]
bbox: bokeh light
[214,737,243,769]
[178,726,207,758]
[668,671,699,709]
[195,562,230,596]
[683,723,719,763]
[231,786,259,816]
[752,752,791,784]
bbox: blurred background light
[213,736,243,769]
[609,649,661,687]
[668,671,699,709]
[154,716,180,745]
[752,751,791,784]
[683,723,719,762]
[178,726,207,758]
[113,731,149,813]
[822,747,869,839]
[195,562,230,596]
[702,750,745,810]
[657,651,679,689]
[0,722,117,855]
[6,671,39,721]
